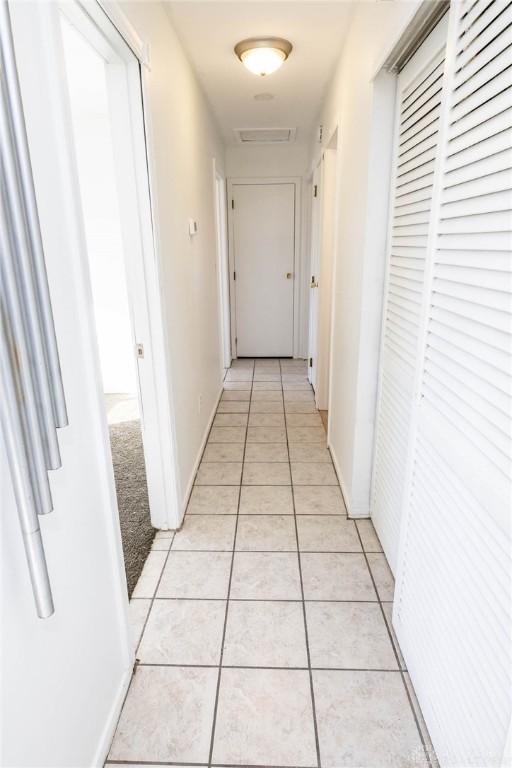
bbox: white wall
[226,143,311,358]
[311,0,421,516]
[118,1,227,515]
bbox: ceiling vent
[234,128,296,145]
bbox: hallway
[109,359,435,767]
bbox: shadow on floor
[109,418,154,597]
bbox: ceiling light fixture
[234,37,292,76]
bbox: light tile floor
[108,358,438,768]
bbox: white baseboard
[93,665,132,767]
[328,439,371,519]
[177,384,224,527]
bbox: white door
[371,13,449,573]
[308,163,322,386]
[393,1,512,764]
[232,183,295,357]
[3,3,133,765]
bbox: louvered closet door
[371,14,449,573]
[394,1,512,765]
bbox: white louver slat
[371,14,449,573]
[393,1,512,766]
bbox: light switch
[188,218,198,236]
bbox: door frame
[308,126,338,414]
[227,176,302,358]
[213,159,232,372]
[308,159,323,387]
[57,0,181,531]
[319,129,338,414]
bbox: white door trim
[213,159,232,372]
[95,0,151,68]
[308,158,323,387]
[58,0,181,531]
[227,176,302,358]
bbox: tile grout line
[281,359,322,768]
[134,596,384,603]
[135,662,409,672]
[352,523,434,768]
[207,358,254,768]
[107,761,318,768]
[168,548,365,553]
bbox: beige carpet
[109,419,154,597]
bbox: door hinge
[136,343,144,359]
[313,184,318,198]
[233,271,236,280]
[309,357,313,367]
[231,199,235,209]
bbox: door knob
[310,277,319,288]
[286,272,293,279]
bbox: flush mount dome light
[234,38,292,76]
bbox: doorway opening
[308,128,338,432]
[214,163,232,375]
[60,13,153,595]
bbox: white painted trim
[227,176,302,358]
[371,0,424,78]
[368,75,400,518]
[213,159,232,372]
[316,138,337,412]
[299,176,312,360]
[327,438,360,519]
[178,385,224,526]
[326,124,342,438]
[95,0,151,68]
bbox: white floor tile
[297,516,362,552]
[239,485,294,515]
[223,600,308,667]
[109,666,218,763]
[367,552,395,600]
[230,552,302,599]
[306,602,398,669]
[131,551,167,598]
[313,670,425,767]
[242,461,291,485]
[138,599,225,665]
[172,515,236,551]
[236,515,296,551]
[212,668,317,766]
[187,485,239,515]
[158,551,232,599]
[301,553,376,601]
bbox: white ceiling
[165,2,354,146]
